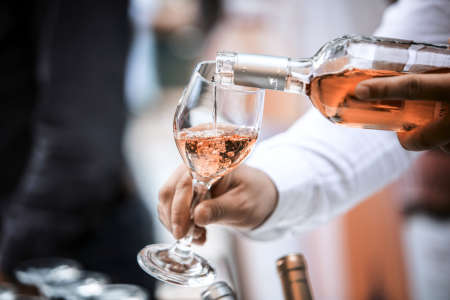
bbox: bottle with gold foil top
[216,35,450,131]
[276,253,313,300]
[201,281,236,300]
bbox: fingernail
[173,225,182,239]
[355,85,370,99]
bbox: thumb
[193,198,227,226]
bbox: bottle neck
[277,254,313,300]
[215,52,312,95]
[286,58,313,94]
[201,282,236,300]
[278,270,313,300]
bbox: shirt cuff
[236,193,292,241]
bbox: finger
[192,227,207,245]
[355,74,450,101]
[194,199,224,226]
[171,173,193,239]
[159,165,188,201]
[193,189,246,227]
[158,165,189,224]
[157,202,171,232]
[397,116,450,151]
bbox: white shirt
[245,0,450,241]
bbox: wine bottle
[216,35,450,131]
[277,253,313,300]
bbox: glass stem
[168,179,209,264]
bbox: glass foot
[137,244,215,287]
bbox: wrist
[252,172,279,230]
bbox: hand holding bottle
[355,73,450,152]
[158,165,278,243]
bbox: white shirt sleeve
[375,0,450,44]
[239,0,449,241]
[245,109,418,240]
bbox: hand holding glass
[137,61,264,287]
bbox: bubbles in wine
[175,124,258,181]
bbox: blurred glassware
[40,271,109,300]
[94,284,148,300]
[201,281,236,300]
[0,283,17,300]
[66,273,107,300]
[15,258,82,288]
[14,296,48,300]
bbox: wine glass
[138,61,265,287]
[93,284,148,300]
[40,271,109,300]
[15,258,82,288]
[14,296,48,300]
